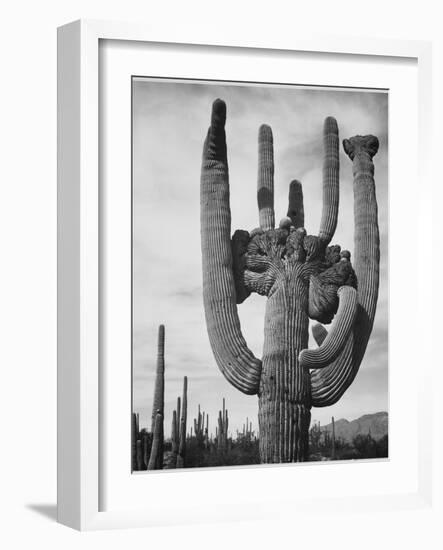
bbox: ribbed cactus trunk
[259,277,311,462]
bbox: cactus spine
[200,99,380,463]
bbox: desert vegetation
[308,418,388,461]
[131,324,260,470]
[132,325,387,471]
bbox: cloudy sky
[132,78,388,437]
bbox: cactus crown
[228,110,357,326]
[234,225,356,324]
[343,135,379,160]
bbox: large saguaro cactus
[200,99,380,463]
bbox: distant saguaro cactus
[176,376,188,468]
[217,398,229,452]
[170,409,179,468]
[194,404,206,447]
[149,324,165,469]
[200,99,380,462]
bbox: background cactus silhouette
[200,99,380,463]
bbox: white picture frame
[57,19,433,531]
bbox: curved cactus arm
[318,117,339,244]
[311,135,380,407]
[200,99,262,395]
[257,124,274,231]
[299,286,357,369]
[287,179,304,229]
[310,338,354,407]
[343,135,380,366]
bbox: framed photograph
[57,20,433,530]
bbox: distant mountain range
[318,412,388,442]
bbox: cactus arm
[310,339,354,406]
[344,135,380,364]
[299,286,357,369]
[311,135,380,407]
[243,267,277,297]
[318,117,339,244]
[147,412,163,470]
[257,124,275,231]
[287,180,304,229]
[308,257,356,324]
[200,99,262,395]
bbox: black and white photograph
[131,78,388,471]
